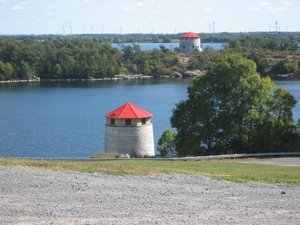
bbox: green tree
[271,58,299,74]
[132,64,138,74]
[53,63,62,78]
[171,54,299,156]
[0,61,5,80]
[247,53,268,75]
[269,86,298,151]
[157,129,176,157]
[5,62,14,80]
[141,60,151,75]
[228,38,240,48]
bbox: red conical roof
[105,102,153,119]
[180,32,200,38]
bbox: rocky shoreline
[1,166,299,225]
[0,75,153,83]
[0,70,204,83]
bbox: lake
[111,42,223,51]
[0,78,299,158]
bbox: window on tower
[111,118,115,125]
[125,119,131,125]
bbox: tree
[5,62,14,80]
[271,58,299,74]
[247,53,268,75]
[228,38,240,48]
[157,129,176,157]
[53,63,62,78]
[171,54,299,156]
[0,61,5,80]
[140,60,151,75]
[269,86,298,150]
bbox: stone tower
[179,31,203,53]
[104,102,155,157]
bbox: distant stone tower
[179,31,203,53]
[104,102,155,157]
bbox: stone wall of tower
[179,38,202,53]
[104,124,155,157]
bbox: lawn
[0,157,299,185]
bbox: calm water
[0,78,299,158]
[111,42,223,51]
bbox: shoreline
[0,75,154,84]
[1,72,300,84]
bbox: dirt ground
[233,157,300,166]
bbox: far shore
[1,72,300,84]
[0,74,156,84]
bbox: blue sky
[0,0,299,35]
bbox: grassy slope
[1,157,299,185]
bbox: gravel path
[1,166,300,225]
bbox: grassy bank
[1,157,299,185]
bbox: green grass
[90,152,121,158]
[1,157,299,185]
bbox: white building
[179,31,203,53]
[104,102,155,157]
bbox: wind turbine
[213,22,215,33]
[69,25,73,36]
[208,23,211,33]
[275,20,278,34]
[62,24,67,35]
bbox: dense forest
[0,32,299,81]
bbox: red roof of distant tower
[105,102,153,119]
[180,32,200,38]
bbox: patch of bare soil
[234,157,300,167]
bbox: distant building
[104,102,155,157]
[179,31,203,53]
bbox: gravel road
[1,166,299,225]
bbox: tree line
[0,38,180,81]
[1,33,300,81]
[1,32,300,44]
[188,35,300,75]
